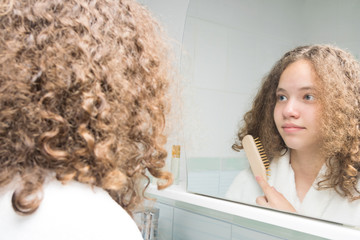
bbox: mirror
[182,0,360,226]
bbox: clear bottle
[141,207,159,240]
[171,145,180,185]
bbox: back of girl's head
[0,0,173,215]
[233,44,360,199]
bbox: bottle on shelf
[171,145,180,185]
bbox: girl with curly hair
[226,44,360,225]
[0,0,173,238]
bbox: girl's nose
[283,100,300,119]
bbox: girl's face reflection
[274,59,322,152]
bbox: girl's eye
[304,94,314,100]
[277,95,287,101]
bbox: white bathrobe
[226,152,360,226]
[0,180,143,240]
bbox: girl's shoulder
[0,180,143,240]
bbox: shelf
[146,185,360,239]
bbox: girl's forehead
[277,60,318,89]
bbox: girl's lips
[282,124,305,133]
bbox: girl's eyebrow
[298,86,314,91]
[276,86,314,93]
[276,88,286,93]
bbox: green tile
[187,157,221,171]
[221,157,249,171]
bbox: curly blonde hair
[233,45,360,200]
[0,0,173,215]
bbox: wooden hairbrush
[242,135,270,180]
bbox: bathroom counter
[146,185,360,239]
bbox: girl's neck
[289,149,325,202]
[290,149,325,176]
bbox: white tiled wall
[231,225,284,240]
[173,208,232,240]
[157,203,173,240]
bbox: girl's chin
[284,141,319,152]
[282,139,303,150]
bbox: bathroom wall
[302,0,360,55]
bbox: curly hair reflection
[0,0,173,216]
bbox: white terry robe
[226,151,360,226]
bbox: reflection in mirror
[181,0,360,226]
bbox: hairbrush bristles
[242,135,271,181]
[254,137,271,176]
